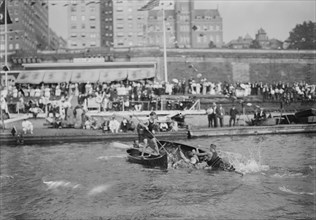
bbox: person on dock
[22,119,33,135]
[253,107,267,125]
[109,115,120,133]
[206,105,214,128]
[229,105,239,127]
[211,102,219,128]
[218,104,225,127]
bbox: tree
[288,21,316,50]
[249,40,261,49]
[208,41,216,48]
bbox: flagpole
[47,0,50,49]
[4,0,8,88]
[162,7,168,82]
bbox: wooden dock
[188,124,316,138]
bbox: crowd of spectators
[1,78,315,120]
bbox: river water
[1,134,315,220]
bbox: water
[1,134,315,220]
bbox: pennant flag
[138,0,159,11]
[0,0,13,25]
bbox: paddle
[132,113,171,156]
[234,170,244,177]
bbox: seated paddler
[194,144,235,171]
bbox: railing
[87,98,197,112]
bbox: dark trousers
[211,114,218,128]
[218,116,224,127]
[229,117,236,126]
[208,114,212,127]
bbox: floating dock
[188,124,316,138]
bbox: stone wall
[130,48,315,83]
[7,48,316,84]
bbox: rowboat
[126,148,168,169]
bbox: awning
[70,69,100,83]
[98,69,128,82]
[16,71,45,84]
[43,70,72,83]
[127,68,155,81]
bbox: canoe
[127,140,237,172]
[126,148,168,169]
[157,140,236,172]
[295,108,316,118]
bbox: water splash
[110,142,130,149]
[271,166,313,178]
[219,146,269,174]
[279,186,315,196]
[0,174,14,180]
[43,179,80,190]
[87,184,111,196]
[97,155,126,160]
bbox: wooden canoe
[126,148,168,169]
[158,140,236,171]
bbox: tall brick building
[0,0,60,55]
[147,0,223,48]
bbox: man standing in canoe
[138,111,160,155]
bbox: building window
[9,44,13,50]
[81,24,85,29]
[71,25,77,29]
[15,17,19,22]
[71,15,77,21]
[90,6,95,12]
[15,43,19,49]
[81,15,85,21]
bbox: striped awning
[43,70,72,83]
[127,68,155,81]
[16,71,45,84]
[98,69,128,82]
[70,69,100,83]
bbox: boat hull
[126,148,168,169]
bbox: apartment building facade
[147,0,223,48]
[66,0,222,49]
[0,0,59,55]
[112,0,148,47]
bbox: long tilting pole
[4,0,8,88]
[162,8,168,83]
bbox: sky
[49,0,316,43]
